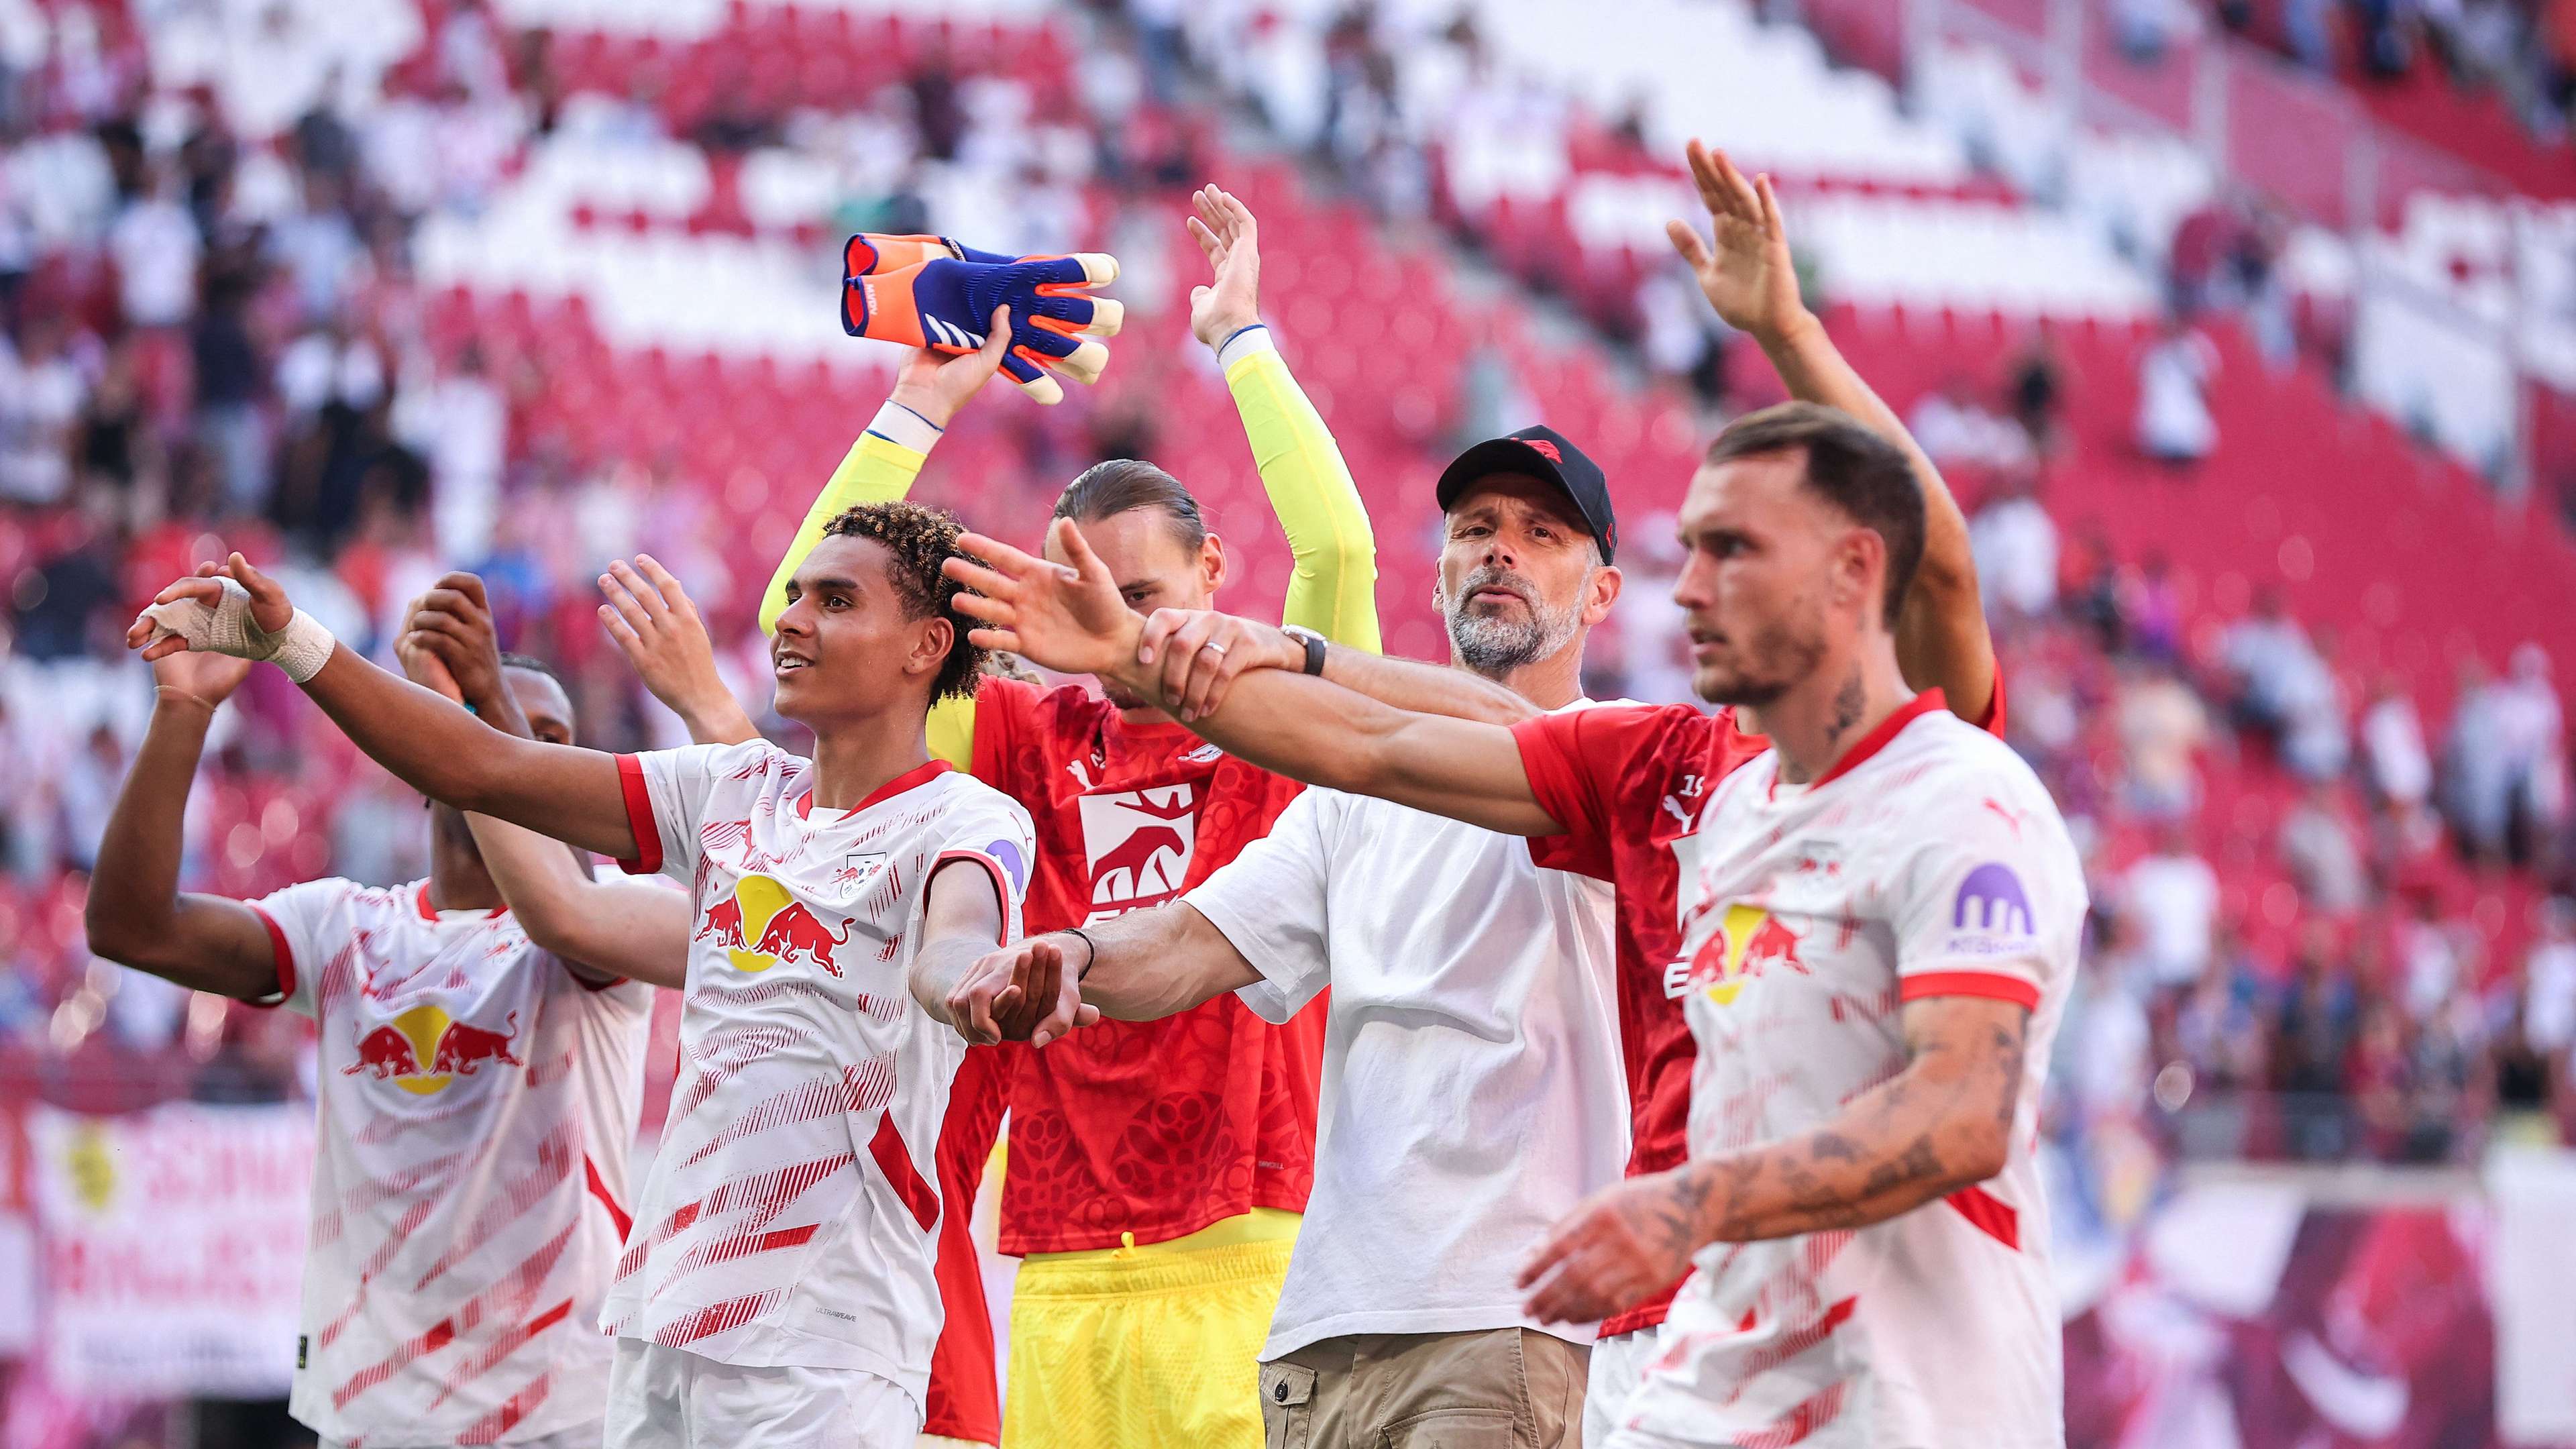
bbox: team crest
[699,873,856,977]
[1684,904,1807,1007]
[1078,786,1197,920]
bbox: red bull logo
[719,874,855,977]
[342,1004,521,1095]
[1684,904,1807,1007]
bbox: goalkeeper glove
[841,235,1123,405]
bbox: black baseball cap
[1434,424,1619,564]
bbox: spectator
[2397,891,2467,1024]
[2136,317,2218,466]
[2118,656,2208,820]
[2362,673,2434,810]
[105,163,200,330]
[2282,780,2369,916]
[2525,896,2576,1057]
[2127,822,2221,988]
[2008,325,2063,457]
[396,341,506,561]
[2495,642,2569,865]
[0,311,87,504]
[1969,467,2058,619]
[1909,375,2028,473]
[2443,656,2518,863]
[2222,587,2327,739]
[2273,921,2359,1157]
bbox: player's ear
[1835,528,1884,621]
[910,614,955,684]
[1582,564,1623,626]
[1198,531,1228,594]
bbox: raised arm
[84,649,282,1000]
[1671,140,1994,723]
[129,555,639,859]
[759,327,1016,767]
[402,581,692,989]
[1187,185,1381,652]
[945,521,1562,836]
[598,556,758,747]
[1519,994,2028,1323]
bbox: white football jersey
[249,877,653,1447]
[1619,697,2084,1449]
[604,744,1032,1411]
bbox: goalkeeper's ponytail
[1054,459,1206,552]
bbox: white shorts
[1581,1326,1660,1448]
[605,1338,920,1449]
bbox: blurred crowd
[2,0,2573,1169]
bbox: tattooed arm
[1518,994,2028,1323]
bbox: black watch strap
[1287,627,1328,676]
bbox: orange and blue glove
[841,233,1122,405]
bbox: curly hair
[819,500,991,702]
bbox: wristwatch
[1281,625,1328,676]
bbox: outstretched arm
[1130,606,1536,726]
[84,649,281,1000]
[945,521,1562,835]
[402,580,692,989]
[1188,185,1381,652]
[1519,995,2028,1322]
[130,555,639,859]
[910,858,1095,1046]
[951,905,1260,1035]
[1671,140,1994,722]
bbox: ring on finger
[1198,641,1226,657]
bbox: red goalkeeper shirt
[1509,674,2004,1337]
[969,676,1325,1255]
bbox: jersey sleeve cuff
[614,753,664,876]
[1216,323,1277,376]
[1899,969,2040,1010]
[246,904,295,1009]
[931,850,1014,945]
[864,400,945,455]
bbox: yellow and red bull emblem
[698,874,853,977]
[1684,904,1807,1006]
[343,1003,521,1095]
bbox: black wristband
[1284,626,1327,676]
[1062,926,1100,981]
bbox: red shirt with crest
[967,676,1325,1255]
[1508,676,2004,1336]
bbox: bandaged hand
[127,554,337,684]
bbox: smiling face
[769,534,953,728]
[1434,472,1615,679]
[1670,449,1883,707]
[1044,505,1226,711]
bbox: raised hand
[403,573,509,712]
[885,308,1016,430]
[941,519,1143,680]
[149,638,255,709]
[1135,608,1302,722]
[392,593,464,704]
[596,555,758,746]
[127,553,295,662]
[1187,183,1263,350]
[1664,139,1807,342]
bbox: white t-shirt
[1184,698,1627,1360]
[248,877,654,1446]
[1618,698,2084,1449]
[605,745,1032,1412]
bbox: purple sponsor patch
[987,839,1028,894]
[1953,862,2033,936]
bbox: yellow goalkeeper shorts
[1000,1211,1297,1449]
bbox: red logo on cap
[1526,438,1562,464]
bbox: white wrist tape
[137,576,337,684]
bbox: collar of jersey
[795,757,952,819]
[1777,688,1947,798]
[415,880,508,921]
